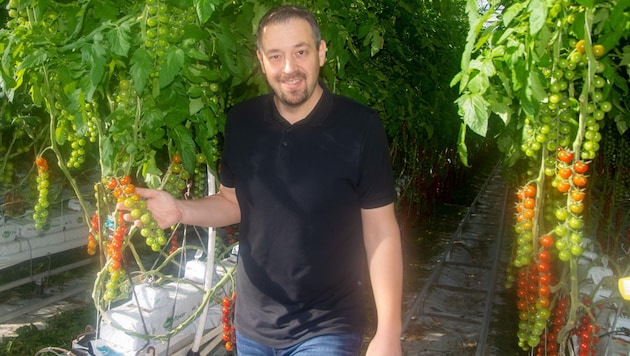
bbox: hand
[365,330,402,356]
[117,187,182,229]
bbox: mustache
[279,72,306,81]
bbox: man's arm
[361,202,403,356]
[128,184,241,229]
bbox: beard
[273,73,310,107]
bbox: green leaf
[17,48,48,71]
[170,125,197,173]
[575,0,594,7]
[615,113,629,135]
[489,91,512,125]
[466,71,489,94]
[189,97,205,115]
[370,29,383,57]
[144,127,166,147]
[159,47,185,89]
[107,23,131,57]
[130,47,152,95]
[142,107,165,130]
[141,152,163,189]
[528,0,547,36]
[92,0,120,22]
[527,69,546,103]
[100,136,114,176]
[194,0,220,24]
[469,57,495,77]
[456,92,490,137]
[459,0,494,91]
[82,42,106,101]
[502,2,526,27]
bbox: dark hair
[256,5,321,50]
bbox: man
[129,5,402,355]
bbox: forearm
[362,204,403,334]
[176,191,241,228]
[368,234,403,334]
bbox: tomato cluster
[193,153,209,199]
[99,212,131,301]
[515,242,557,350]
[33,156,50,229]
[49,72,97,169]
[105,176,167,252]
[572,296,600,356]
[143,0,194,77]
[164,153,191,197]
[87,213,100,255]
[535,295,569,356]
[222,293,236,351]
[550,149,588,262]
[513,184,537,267]
[0,161,14,190]
[164,152,210,199]
[106,217,129,273]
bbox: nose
[283,56,295,73]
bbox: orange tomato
[576,39,586,54]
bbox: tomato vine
[455,0,630,353]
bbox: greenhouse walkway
[400,163,516,355]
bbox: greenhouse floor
[397,163,519,355]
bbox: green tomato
[555,224,568,237]
[568,216,583,229]
[123,197,136,208]
[593,76,605,89]
[570,244,584,256]
[140,212,152,225]
[140,227,151,238]
[130,208,142,219]
[569,232,583,244]
[555,208,569,221]
[558,249,572,262]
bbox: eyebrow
[264,41,311,54]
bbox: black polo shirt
[220,84,396,348]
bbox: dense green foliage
[0,0,470,229]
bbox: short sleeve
[357,113,397,209]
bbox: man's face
[257,18,326,109]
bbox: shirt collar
[269,80,332,127]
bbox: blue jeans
[235,331,363,356]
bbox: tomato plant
[454,0,630,352]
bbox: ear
[256,49,266,73]
[318,40,327,67]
